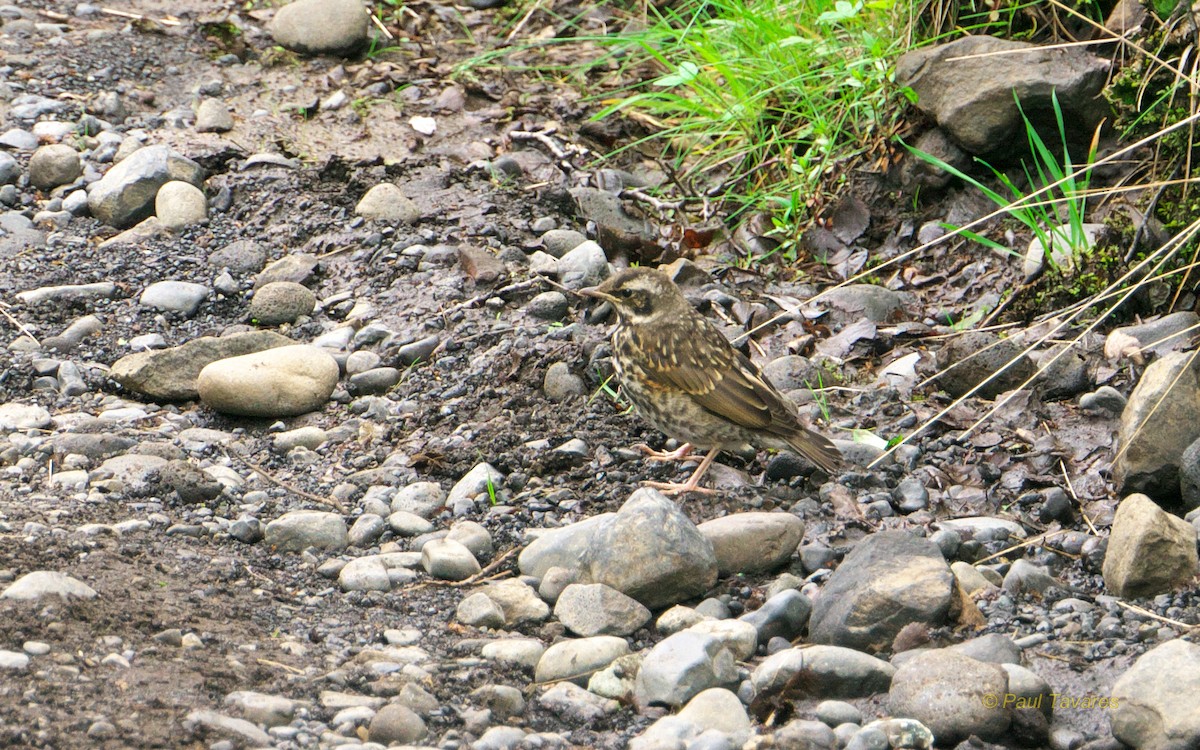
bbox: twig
[231,453,347,513]
[99,7,181,25]
[367,7,394,39]
[1113,599,1199,631]
[37,9,70,21]
[509,129,590,170]
[506,0,545,42]
[440,277,545,318]
[0,301,40,344]
[620,186,687,214]
[1059,460,1098,535]
[256,658,306,674]
[402,546,520,591]
[974,529,1066,564]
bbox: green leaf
[653,61,701,87]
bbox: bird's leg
[642,447,721,496]
[633,442,695,463]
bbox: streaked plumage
[581,267,840,495]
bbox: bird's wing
[635,318,789,431]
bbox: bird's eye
[618,289,633,298]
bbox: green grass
[905,90,1101,272]
[590,0,906,246]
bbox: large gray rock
[634,631,739,708]
[28,144,81,190]
[534,636,630,685]
[481,579,550,626]
[809,531,955,654]
[264,510,348,552]
[751,645,895,699]
[1109,312,1200,359]
[1103,493,1198,598]
[935,331,1036,400]
[554,583,651,637]
[267,0,369,56]
[896,35,1109,156]
[198,345,339,417]
[1115,351,1200,504]
[1111,639,1200,750]
[88,145,204,228]
[1,571,97,600]
[109,331,294,401]
[698,512,804,575]
[888,649,1011,745]
[519,489,718,609]
[583,489,719,609]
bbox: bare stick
[232,453,347,513]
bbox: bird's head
[580,268,688,325]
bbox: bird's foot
[641,479,720,496]
[639,446,722,496]
[633,443,695,463]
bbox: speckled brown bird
[581,267,841,495]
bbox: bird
[580,267,841,495]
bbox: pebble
[421,538,481,581]
[195,98,234,132]
[88,145,205,227]
[139,280,210,315]
[1,571,97,600]
[526,291,570,320]
[268,0,370,55]
[28,144,81,189]
[543,362,585,402]
[355,183,421,223]
[367,704,427,745]
[481,638,545,669]
[534,636,629,684]
[249,281,317,325]
[198,345,339,417]
[698,512,804,575]
[554,583,651,637]
[155,180,207,229]
[263,510,348,552]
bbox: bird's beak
[578,286,615,304]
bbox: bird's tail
[786,430,842,474]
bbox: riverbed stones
[263,511,348,552]
[249,281,316,325]
[634,631,740,707]
[1114,350,1200,503]
[808,531,955,653]
[1110,639,1200,750]
[268,0,370,55]
[88,145,204,227]
[29,144,81,190]
[195,98,234,133]
[1102,493,1198,597]
[197,344,339,417]
[751,645,895,699]
[1,571,98,600]
[934,331,1037,400]
[534,636,630,685]
[554,583,651,637]
[354,182,421,223]
[888,650,1010,744]
[519,489,718,609]
[155,180,207,229]
[110,331,294,401]
[697,512,804,575]
[420,538,481,582]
